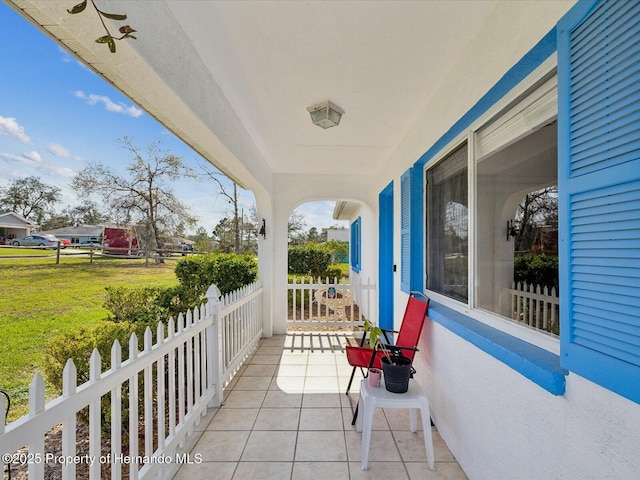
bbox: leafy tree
[0,176,61,225]
[66,201,109,225]
[190,226,214,253]
[72,137,196,251]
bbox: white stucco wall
[413,321,640,480]
[347,204,378,326]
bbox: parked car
[11,234,60,248]
[44,234,70,248]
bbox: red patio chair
[345,291,430,396]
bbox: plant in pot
[363,320,414,393]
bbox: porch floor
[172,334,467,480]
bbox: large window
[476,124,558,329]
[424,74,559,337]
[426,143,468,302]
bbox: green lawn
[0,255,179,420]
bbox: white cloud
[74,90,143,117]
[48,143,80,160]
[23,150,42,163]
[0,151,41,166]
[41,164,76,178]
[0,116,31,143]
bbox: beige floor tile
[348,461,410,479]
[307,364,338,376]
[241,431,297,461]
[278,353,309,365]
[432,430,456,462]
[299,407,344,430]
[262,390,303,408]
[250,354,283,365]
[242,364,277,377]
[302,392,342,408]
[207,408,259,430]
[342,407,389,431]
[256,346,287,355]
[233,461,292,480]
[233,376,272,390]
[393,430,430,462]
[307,353,339,365]
[405,462,469,480]
[276,364,307,376]
[304,376,340,392]
[345,429,402,463]
[191,431,250,461]
[271,375,305,393]
[260,336,288,347]
[253,407,301,430]
[295,431,347,461]
[292,461,350,480]
[172,462,236,480]
[223,390,266,408]
[385,407,425,431]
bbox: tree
[197,162,248,254]
[190,226,214,253]
[0,176,61,225]
[513,186,558,253]
[288,209,307,245]
[72,137,196,251]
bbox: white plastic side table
[356,377,435,471]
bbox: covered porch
[174,334,465,480]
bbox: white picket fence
[508,281,559,333]
[287,276,375,331]
[0,281,262,480]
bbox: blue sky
[0,2,344,234]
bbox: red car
[44,234,71,248]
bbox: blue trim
[350,216,361,273]
[410,166,424,292]
[414,27,557,170]
[428,303,568,395]
[379,182,394,331]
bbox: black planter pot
[381,354,412,393]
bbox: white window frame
[422,55,560,355]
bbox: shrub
[44,321,139,389]
[288,244,332,276]
[174,253,258,296]
[514,254,558,290]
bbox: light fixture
[506,219,518,241]
[307,101,344,129]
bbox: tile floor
[172,334,467,480]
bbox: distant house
[325,227,349,243]
[0,211,34,243]
[39,225,103,245]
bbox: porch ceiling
[8,0,572,193]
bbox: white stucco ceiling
[7,0,574,194]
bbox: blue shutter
[350,217,361,273]
[558,0,640,403]
[401,170,411,293]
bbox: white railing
[0,281,262,480]
[508,281,559,334]
[287,276,375,331]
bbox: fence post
[206,284,223,407]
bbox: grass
[0,254,179,420]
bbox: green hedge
[174,253,258,296]
[514,254,558,290]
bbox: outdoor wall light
[506,219,518,241]
[259,218,266,239]
[307,101,344,129]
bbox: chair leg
[351,401,359,425]
[346,366,357,395]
